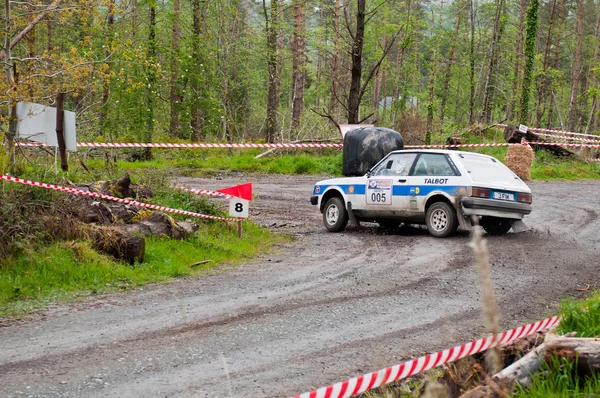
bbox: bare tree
[328,0,341,117]
[440,1,465,123]
[568,0,584,131]
[346,0,401,124]
[169,0,182,138]
[480,0,506,124]
[263,0,281,143]
[290,0,306,136]
[191,0,207,140]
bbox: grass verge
[514,291,600,397]
[0,220,285,318]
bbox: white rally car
[310,149,532,238]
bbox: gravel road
[1,175,599,398]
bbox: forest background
[1,0,600,154]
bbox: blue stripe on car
[315,184,467,196]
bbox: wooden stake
[56,92,68,171]
[237,220,243,238]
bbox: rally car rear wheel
[426,202,458,238]
[323,197,348,232]
[480,216,512,235]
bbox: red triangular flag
[217,183,253,201]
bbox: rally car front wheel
[323,197,349,232]
[426,202,458,238]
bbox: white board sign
[16,102,77,152]
[229,198,249,218]
[518,124,528,134]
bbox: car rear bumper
[461,197,532,218]
[310,195,319,205]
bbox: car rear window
[458,153,519,183]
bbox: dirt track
[1,175,599,398]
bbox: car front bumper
[310,195,318,205]
[461,197,532,219]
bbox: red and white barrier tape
[0,175,237,222]
[530,132,600,143]
[497,124,600,138]
[10,141,344,149]
[8,139,600,151]
[527,141,600,149]
[176,185,233,199]
[405,143,513,149]
[291,316,561,398]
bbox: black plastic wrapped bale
[342,127,404,176]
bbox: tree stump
[503,125,574,157]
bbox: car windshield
[458,153,519,184]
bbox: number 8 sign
[229,198,249,218]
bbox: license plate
[493,191,514,201]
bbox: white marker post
[229,198,249,238]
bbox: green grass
[79,148,344,177]
[512,291,600,397]
[512,356,600,398]
[557,291,600,338]
[0,220,285,317]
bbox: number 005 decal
[366,179,393,205]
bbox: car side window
[372,153,417,176]
[412,154,457,176]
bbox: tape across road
[0,175,238,222]
[291,316,561,398]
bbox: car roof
[389,149,493,159]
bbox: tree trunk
[568,0,584,131]
[590,8,600,132]
[468,0,476,125]
[264,0,281,143]
[290,0,306,136]
[99,0,115,136]
[480,0,506,124]
[348,0,367,124]
[169,0,182,138]
[191,0,206,141]
[56,93,68,171]
[4,0,15,166]
[328,0,341,116]
[534,0,559,126]
[547,37,562,128]
[506,0,527,122]
[519,0,539,124]
[440,4,464,123]
[144,3,157,160]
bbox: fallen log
[544,336,600,376]
[89,226,145,265]
[503,125,574,157]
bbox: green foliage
[556,291,600,337]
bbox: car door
[406,153,463,213]
[365,152,418,214]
